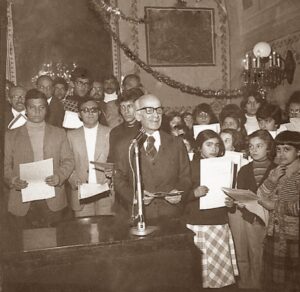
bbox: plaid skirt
[186,223,239,288]
[263,236,299,292]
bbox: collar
[47,97,52,104]
[104,92,118,103]
[83,123,99,132]
[11,107,26,118]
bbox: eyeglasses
[289,109,300,114]
[198,112,209,118]
[75,81,90,87]
[80,107,98,114]
[137,107,163,115]
[11,95,25,100]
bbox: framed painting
[145,7,215,67]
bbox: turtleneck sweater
[26,120,45,161]
[252,158,271,186]
[245,114,260,135]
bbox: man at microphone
[114,94,192,224]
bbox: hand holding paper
[45,174,60,187]
[20,158,55,202]
[79,183,110,200]
[11,177,28,190]
[222,187,268,225]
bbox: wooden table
[1,216,201,292]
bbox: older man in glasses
[114,94,192,224]
[67,97,114,217]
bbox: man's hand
[165,189,182,204]
[45,174,60,187]
[143,190,155,206]
[11,177,28,190]
[225,197,234,208]
[194,186,209,198]
[104,169,113,179]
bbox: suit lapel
[94,125,103,162]
[19,125,34,162]
[78,127,89,164]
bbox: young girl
[192,103,218,125]
[256,102,287,137]
[257,131,300,292]
[240,92,264,134]
[220,128,245,152]
[226,129,276,289]
[184,130,238,289]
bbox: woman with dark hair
[257,131,300,292]
[184,130,238,289]
[256,102,287,137]
[240,92,265,134]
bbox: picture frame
[145,7,215,67]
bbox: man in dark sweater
[107,87,144,163]
[36,75,65,128]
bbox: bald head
[9,86,26,112]
[135,94,163,134]
[36,75,54,99]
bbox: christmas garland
[96,0,145,24]
[90,0,244,99]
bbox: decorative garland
[90,0,244,99]
[97,0,145,24]
[130,0,140,74]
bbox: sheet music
[193,123,220,139]
[63,110,83,129]
[79,183,110,199]
[222,187,268,224]
[199,157,233,209]
[20,158,55,202]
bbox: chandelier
[241,42,296,96]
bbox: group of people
[3,67,300,291]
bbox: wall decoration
[91,0,242,99]
[145,7,215,67]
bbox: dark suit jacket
[107,120,140,163]
[4,103,14,129]
[114,130,192,221]
[4,123,74,216]
[46,96,65,128]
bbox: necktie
[146,136,157,159]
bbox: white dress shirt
[84,123,99,183]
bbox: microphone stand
[130,140,158,236]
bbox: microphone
[130,128,146,145]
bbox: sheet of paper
[20,158,55,202]
[90,161,114,171]
[193,123,220,139]
[63,110,83,129]
[200,157,233,209]
[79,183,110,199]
[222,187,258,202]
[222,187,268,225]
[224,151,243,171]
